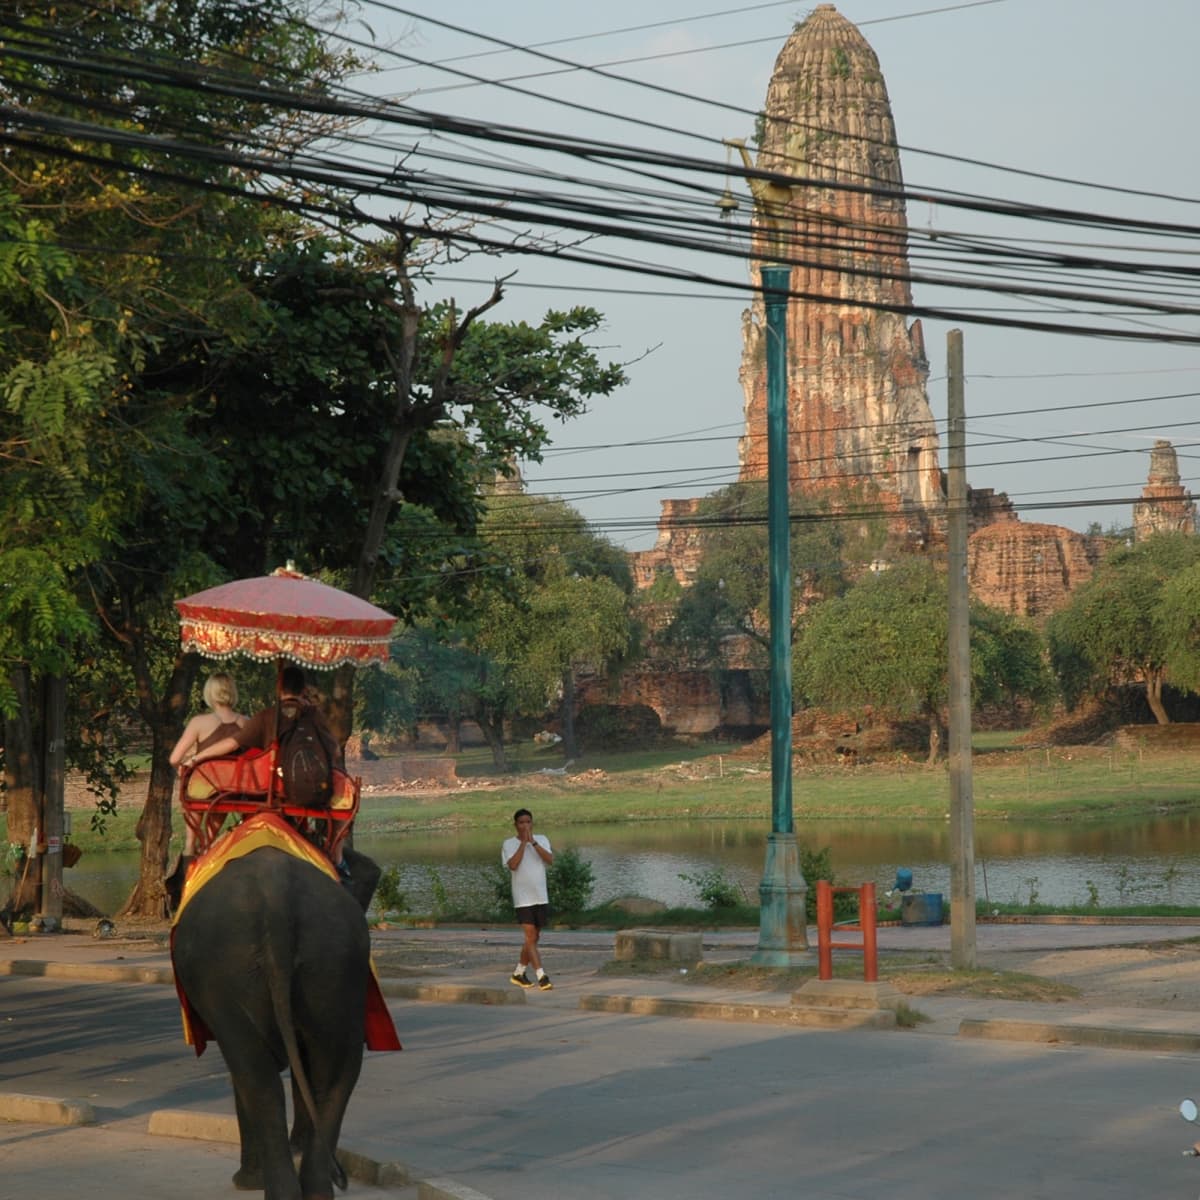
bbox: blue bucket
[900,892,944,926]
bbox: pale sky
[352,0,1200,551]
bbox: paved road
[4,965,1200,1199]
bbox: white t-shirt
[501,834,552,908]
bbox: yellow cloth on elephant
[170,811,401,1054]
[173,809,337,926]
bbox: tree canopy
[394,493,636,768]
[794,557,1052,761]
[0,1,632,916]
[661,480,887,668]
[1046,533,1200,724]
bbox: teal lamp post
[723,137,809,965]
[750,260,809,966]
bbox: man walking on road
[503,807,554,990]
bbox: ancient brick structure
[1133,439,1195,541]
[736,4,943,544]
[612,7,1188,733]
[629,499,705,590]
[576,668,766,737]
[967,520,1102,621]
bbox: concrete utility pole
[946,330,976,969]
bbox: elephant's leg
[295,1035,363,1200]
[228,1048,299,1200]
[231,1084,264,1191]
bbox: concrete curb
[146,1108,491,1195]
[959,1018,1200,1054]
[419,1178,496,1200]
[0,1092,96,1125]
[0,958,519,1009]
[378,980,524,1006]
[146,1109,239,1143]
[579,993,897,1029]
[0,959,174,985]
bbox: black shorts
[516,903,550,929]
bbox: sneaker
[537,974,553,991]
[510,971,533,989]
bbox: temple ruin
[632,5,1106,608]
[610,7,1190,734]
[736,3,942,541]
[1133,439,1196,541]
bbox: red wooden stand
[815,879,878,982]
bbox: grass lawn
[350,735,1200,834]
[10,730,1200,855]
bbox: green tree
[386,624,483,753]
[663,481,887,668]
[2,4,629,915]
[1161,564,1200,694]
[0,0,364,916]
[0,194,125,913]
[432,494,635,769]
[795,558,1052,762]
[511,565,632,760]
[1047,533,1200,724]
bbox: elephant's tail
[264,915,348,1192]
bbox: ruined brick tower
[737,4,942,542]
[1133,439,1196,541]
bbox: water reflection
[67,814,1200,916]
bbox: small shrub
[799,843,856,921]
[490,861,516,919]
[548,847,596,917]
[576,703,662,751]
[425,866,450,917]
[489,847,596,922]
[374,866,408,916]
[679,868,743,911]
[893,1002,930,1028]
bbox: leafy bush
[491,847,597,921]
[548,847,596,917]
[374,866,408,916]
[799,843,856,921]
[576,703,663,751]
[490,861,516,919]
[425,866,450,917]
[679,867,743,911]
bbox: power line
[366,0,806,75]
[375,1,1200,210]
[11,107,1198,345]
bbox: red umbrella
[175,565,397,668]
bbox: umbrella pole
[267,659,284,807]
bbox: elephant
[172,839,385,1200]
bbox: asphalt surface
[6,921,1200,1199]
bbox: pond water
[65,813,1200,916]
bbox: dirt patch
[369,931,613,978]
[64,771,149,811]
[986,940,1200,1010]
